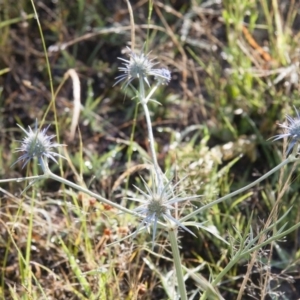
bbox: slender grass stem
[23,157,135,216]
[181,155,298,222]
[144,83,159,103]
[0,219,48,298]
[24,184,36,296]
[0,175,47,183]
[121,100,140,208]
[47,170,139,216]
[139,78,158,167]
[168,228,188,300]
[139,77,164,192]
[141,102,160,174]
[138,72,187,298]
[212,219,300,287]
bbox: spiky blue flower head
[114,46,171,88]
[13,121,64,169]
[153,68,171,85]
[272,106,300,154]
[128,173,198,245]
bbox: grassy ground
[1,0,300,299]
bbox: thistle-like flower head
[13,121,64,169]
[272,106,300,154]
[114,46,171,88]
[153,68,171,85]
[128,171,198,245]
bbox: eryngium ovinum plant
[2,47,300,299]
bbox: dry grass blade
[65,69,81,141]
